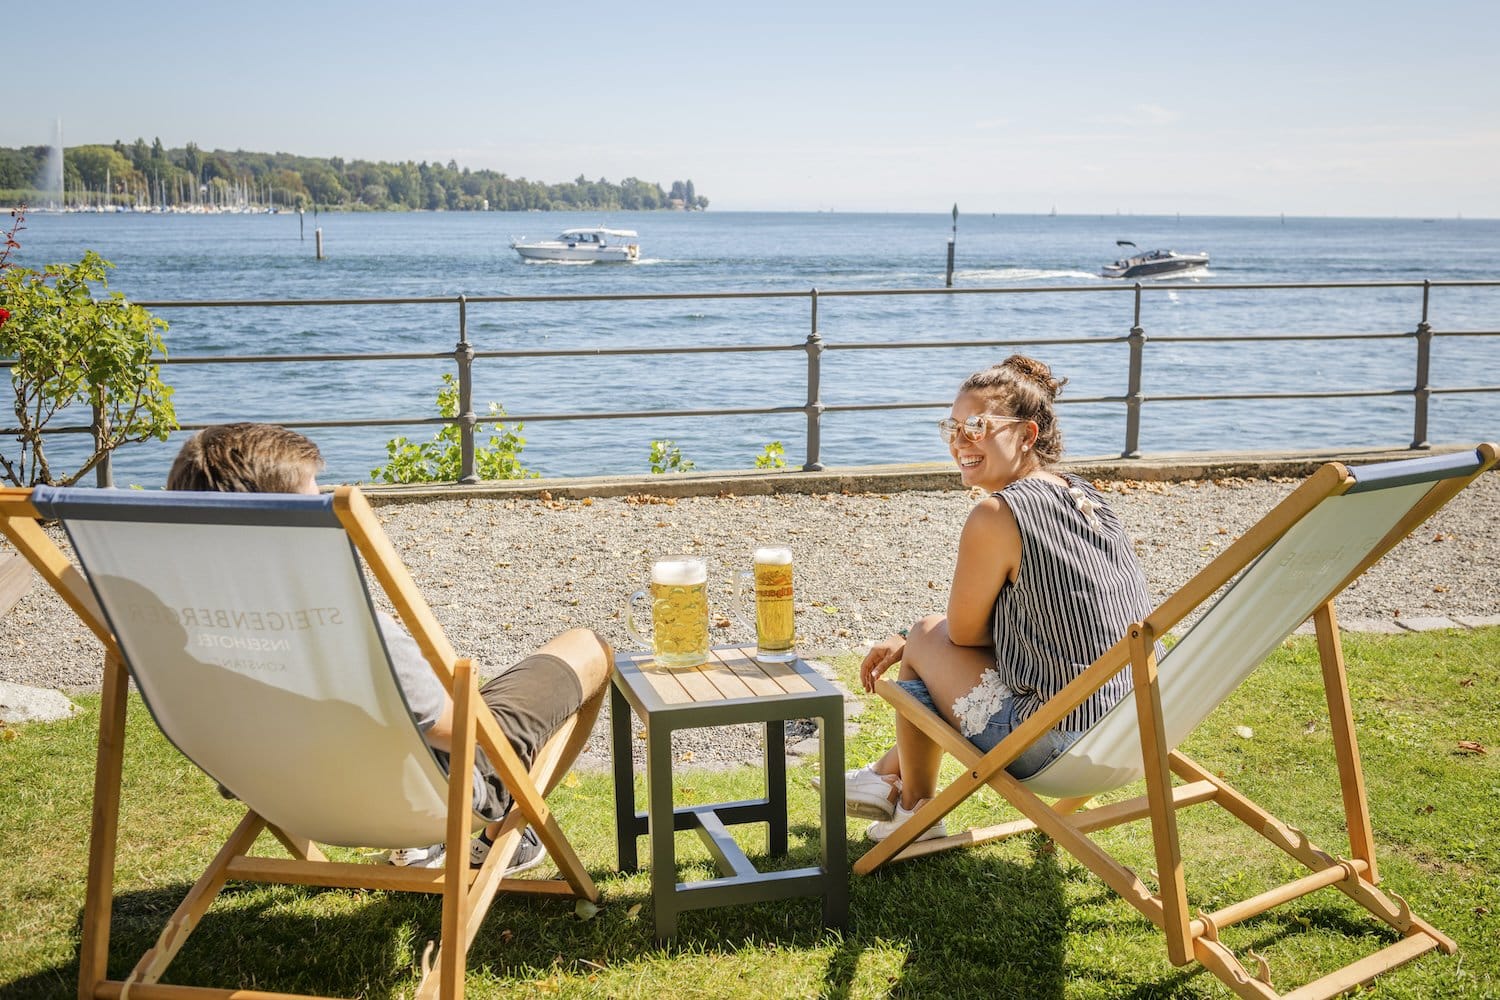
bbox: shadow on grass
[5,827,1075,999]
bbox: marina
[6,210,1498,487]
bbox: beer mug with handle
[733,545,796,663]
[624,555,710,668]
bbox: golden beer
[751,546,796,662]
[646,558,709,667]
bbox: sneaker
[865,799,949,844]
[386,843,446,868]
[842,764,902,821]
[471,826,548,875]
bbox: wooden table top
[613,646,837,714]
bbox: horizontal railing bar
[821,396,1123,414]
[120,278,1500,311]
[17,381,1495,440]
[1149,388,1411,402]
[813,279,1500,295]
[1147,332,1412,344]
[473,343,801,360]
[825,336,1128,351]
[163,351,451,365]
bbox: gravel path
[2,472,1495,767]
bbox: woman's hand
[859,634,906,693]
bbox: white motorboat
[1100,241,1209,278]
[511,227,640,262]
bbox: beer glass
[733,545,796,663]
[624,556,710,668]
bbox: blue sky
[9,1,1498,216]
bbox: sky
[7,1,1499,217]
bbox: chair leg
[78,654,128,1000]
[1129,623,1193,966]
[1313,602,1378,883]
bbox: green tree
[370,373,536,484]
[0,248,175,486]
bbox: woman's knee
[902,614,950,676]
[537,627,611,697]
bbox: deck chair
[855,444,1497,1000]
[0,484,601,1000]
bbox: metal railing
[7,278,1498,487]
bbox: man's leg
[477,628,610,839]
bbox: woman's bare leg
[889,614,997,808]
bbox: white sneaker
[386,843,445,868]
[865,799,949,843]
[843,764,901,821]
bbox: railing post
[1122,284,1145,459]
[92,391,113,488]
[1411,281,1432,450]
[454,295,478,483]
[803,288,825,471]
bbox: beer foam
[651,558,707,586]
[753,546,793,565]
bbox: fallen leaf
[500,929,515,943]
[574,899,600,920]
[563,771,580,789]
[1302,720,1317,735]
[626,903,643,919]
[1460,678,1475,688]
[678,751,695,763]
[1234,725,1255,739]
[1416,804,1436,815]
[1456,740,1487,755]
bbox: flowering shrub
[0,208,176,486]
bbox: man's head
[167,423,324,494]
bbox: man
[168,422,610,871]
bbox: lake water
[10,210,1499,486]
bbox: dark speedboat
[1100,241,1209,278]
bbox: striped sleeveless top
[990,474,1153,733]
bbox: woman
[851,355,1154,842]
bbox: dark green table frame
[610,646,848,940]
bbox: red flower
[0,307,9,327]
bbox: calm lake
[11,210,1499,486]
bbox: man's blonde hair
[167,423,324,494]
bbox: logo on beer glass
[625,556,710,668]
[734,545,796,663]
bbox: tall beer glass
[734,545,796,663]
[624,556,710,668]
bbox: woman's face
[946,389,1035,491]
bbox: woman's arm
[946,495,1022,646]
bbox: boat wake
[961,267,1100,283]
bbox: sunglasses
[937,414,1028,444]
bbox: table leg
[610,680,638,873]
[765,719,788,858]
[820,708,849,928]
[648,717,678,940]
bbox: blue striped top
[990,474,1153,733]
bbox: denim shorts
[895,677,1080,780]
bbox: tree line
[0,139,709,212]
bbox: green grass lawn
[2,628,1496,998]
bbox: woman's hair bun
[1001,354,1066,398]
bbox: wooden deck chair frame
[0,484,602,1000]
[853,445,1496,1000]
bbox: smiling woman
[847,354,1159,841]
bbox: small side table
[610,645,847,940]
